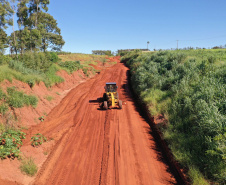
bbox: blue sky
[7,0,226,53]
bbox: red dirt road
[31,61,177,185]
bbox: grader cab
[103,82,122,110]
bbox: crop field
[121,49,226,184]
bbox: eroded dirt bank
[1,58,178,184]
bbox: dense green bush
[0,54,11,65]
[0,129,26,159]
[9,60,41,75]
[58,61,82,73]
[19,52,52,72]
[124,50,226,184]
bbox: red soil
[0,57,177,184]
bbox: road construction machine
[102,82,122,110]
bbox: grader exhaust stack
[102,82,122,110]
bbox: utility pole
[147,41,150,50]
[177,40,179,50]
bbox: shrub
[19,52,52,72]
[31,133,47,147]
[58,61,82,73]
[0,129,26,159]
[100,58,107,66]
[20,157,38,176]
[0,55,11,65]
[208,56,217,63]
[0,123,5,135]
[49,52,59,63]
[8,60,41,75]
[44,95,54,101]
[0,103,8,115]
[0,88,6,100]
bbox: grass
[44,95,54,101]
[0,86,38,116]
[0,52,102,89]
[58,61,82,73]
[0,63,64,88]
[20,157,38,176]
[58,53,107,63]
[0,123,5,135]
[6,87,38,108]
[188,167,209,185]
[0,65,44,85]
[43,64,64,87]
[0,103,8,115]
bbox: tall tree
[9,0,19,56]
[16,0,64,52]
[17,0,29,28]
[0,0,12,29]
[28,0,49,28]
[37,12,65,52]
[0,0,13,52]
[0,29,8,52]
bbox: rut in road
[33,61,178,185]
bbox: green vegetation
[0,51,101,89]
[58,60,82,73]
[92,50,113,56]
[1,0,64,55]
[122,49,226,184]
[44,95,54,102]
[31,133,47,147]
[0,86,38,117]
[101,58,107,66]
[20,157,38,176]
[38,116,45,122]
[0,128,26,159]
[58,53,106,62]
[6,87,38,108]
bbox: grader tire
[103,93,107,101]
[119,100,122,109]
[104,101,108,110]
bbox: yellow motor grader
[102,82,122,110]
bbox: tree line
[92,50,113,56]
[0,0,65,55]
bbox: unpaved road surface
[31,61,177,185]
